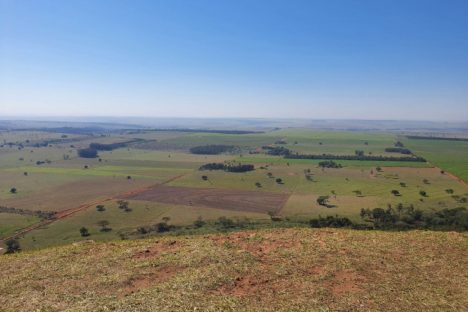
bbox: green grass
[0,213,39,238]
[403,138,468,182]
[1,129,466,251]
[18,200,267,250]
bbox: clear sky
[1,0,467,121]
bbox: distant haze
[1,1,467,121]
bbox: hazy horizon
[1,1,468,121]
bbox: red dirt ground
[120,185,290,214]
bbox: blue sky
[1,0,467,121]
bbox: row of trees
[309,206,467,231]
[286,153,426,162]
[385,147,412,154]
[0,206,56,220]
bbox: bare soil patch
[324,269,366,297]
[121,185,290,214]
[119,265,185,297]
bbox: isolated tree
[353,190,362,196]
[275,178,283,184]
[423,179,430,184]
[127,176,132,180]
[419,190,428,197]
[201,175,208,181]
[9,187,17,194]
[155,218,171,232]
[117,200,129,210]
[96,205,105,212]
[5,239,21,254]
[255,182,262,188]
[445,189,454,194]
[317,195,330,207]
[391,190,401,196]
[97,220,111,232]
[79,227,90,237]
[23,172,28,176]
[400,182,407,187]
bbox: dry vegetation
[1,228,467,311]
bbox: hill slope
[1,228,467,311]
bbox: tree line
[286,153,426,162]
[384,147,412,154]
[309,205,467,231]
[406,135,468,142]
[0,206,56,220]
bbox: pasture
[0,128,466,250]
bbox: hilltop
[1,228,467,311]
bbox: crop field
[1,128,466,251]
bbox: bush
[5,239,21,254]
[155,222,171,233]
[317,195,330,207]
[79,227,90,237]
[193,217,206,228]
[217,217,236,229]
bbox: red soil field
[121,185,290,214]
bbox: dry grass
[1,228,467,311]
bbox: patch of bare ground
[324,269,367,296]
[119,265,185,298]
[132,240,180,260]
[120,185,290,214]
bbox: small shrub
[79,227,90,237]
[5,239,21,254]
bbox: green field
[1,128,466,251]
[403,137,468,183]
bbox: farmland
[0,128,467,251]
